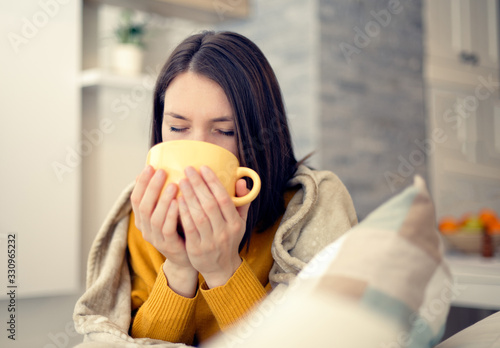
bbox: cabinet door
[427,87,478,163]
[425,0,498,70]
[425,0,456,63]
[469,0,498,70]
[427,85,500,217]
[0,1,81,297]
[428,84,500,167]
[481,99,500,167]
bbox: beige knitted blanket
[73,165,357,347]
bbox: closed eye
[170,126,187,133]
[217,129,235,137]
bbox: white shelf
[445,252,500,310]
[80,68,156,90]
[84,0,250,23]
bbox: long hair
[151,31,298,248]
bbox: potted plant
[112,9,147,75]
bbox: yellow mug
[146,140,261,207]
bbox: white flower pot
[112,44,143,75]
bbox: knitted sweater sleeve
[130,265,198,344]
[128,211,197,345]
[200,258,268,330]
[129,258,269,343]
[127,210,273,344]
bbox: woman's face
[162,71,238,158]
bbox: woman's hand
[130,165,198,297]
[178,166,251,289]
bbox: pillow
[435,310,500,348]
[203,175,453,348]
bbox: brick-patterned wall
[319,0,425,219]
[218,0,425,220]
[216,0,320,168]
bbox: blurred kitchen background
[1,0,500,346]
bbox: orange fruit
[479,209,498,227]
[439,217,459,234]
[487,221,500,235]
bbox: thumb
[235,179,251,220]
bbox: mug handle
[232,167,261,207]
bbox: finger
[200,165,241,223]
[178,195,200,246]
[162,199,183,245]
[130,165,155,225]
[138,169,167,220]
[179,174,213,237]
[150,183,177,242]
[185,166,225,228]
[131,166,154,206]
[235,179,251,222]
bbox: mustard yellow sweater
[127,192,294,345]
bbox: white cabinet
[426,84,500,218]
[484,99,500,164]
[424,0,500,219]
[0,1,81,298]
[446,253,500,310]
[425,0,498,70]
[427,84,500,166]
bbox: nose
[190,130,208,143]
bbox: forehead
[163,72,233,120]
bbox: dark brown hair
[151,31,298,248]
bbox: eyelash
[169,127,235,137]
[169,127,185,133]
[218,130,235,137]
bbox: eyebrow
[164,112,233,123]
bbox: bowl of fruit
[439,209,500,254]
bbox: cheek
[161,123,167,141]
[213,137,238,160]
[227,139,239,160]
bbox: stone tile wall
[217,0,320,168]
[219,0,426,220]
[318,0,425,219]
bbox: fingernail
[145,165,154,175]
[155,169,166,180]
[185,166,197,177]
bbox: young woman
[74,31,357,347]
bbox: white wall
[0,0,82,346]
[0,0,81,298]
